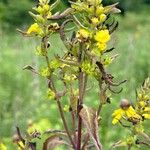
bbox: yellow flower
[96,6,104,15]
[64,74,76,82]
[27,123,36,135]
[97,42,107,52]
[103,56,112,66]
[36,6,44,14]
[50,59,60,69]
[81,61,95,76]
[95,29,110,43]
[76,29,90,41]
[139,101,145,107]
[99,14,107,23]
[47,89,55,100]
[126,136,135,145]
[36,46,47,56]
[63,105,70,112]
[91,17,99,25]
[40,67,50,77]
[125,106,140,119]
[143,95,149,101]
[0,143,7,150]
[112,106,141,125]
[27,23,43,35]
[43,4,50,12]
[36,4,50,14]
[112,108,124,125]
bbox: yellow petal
[0,143,7,150]
[99,14,107,23]
[112,118,119,125]
[77,29,90,39]
[27,23,43,35]
[18,141,25,149]
[144,107,150,112]
[112,108,123,117]
[97,42,107,52]
[125,106,136,117]
[94,30,110,43]
[112,114,122,125]
[143,114,150,119]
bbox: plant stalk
[43,37,75,149]
[76,43,87,150]
[56,98,76,149]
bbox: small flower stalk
[14,0,150,150]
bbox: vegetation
[0,0,149,29]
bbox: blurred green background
[0,0,150,149]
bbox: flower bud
[91,17,99,25]
[12,134,20,143]
[99,14,107,23]
[120,99,130,110]
[76,29,90,42]
[96,6,104,15]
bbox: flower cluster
[136,78,150,119]
[112,78,150,148]
[112,78,150,126]
[112,99,141,125]
[26,0,59,37]
[72,0,120,59]
[71,0,121,80]
[94,29,110,52]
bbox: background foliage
[0,0,150,149]
[0,0,150,29]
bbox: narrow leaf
[104,3,121,14]
[23,65,35,71]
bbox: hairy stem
[56,98,76,149]
[128,145,132,150]
[97,80,103,116]
[81,134,90,150]
[76,72,85,150]
[76,43,87,150]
